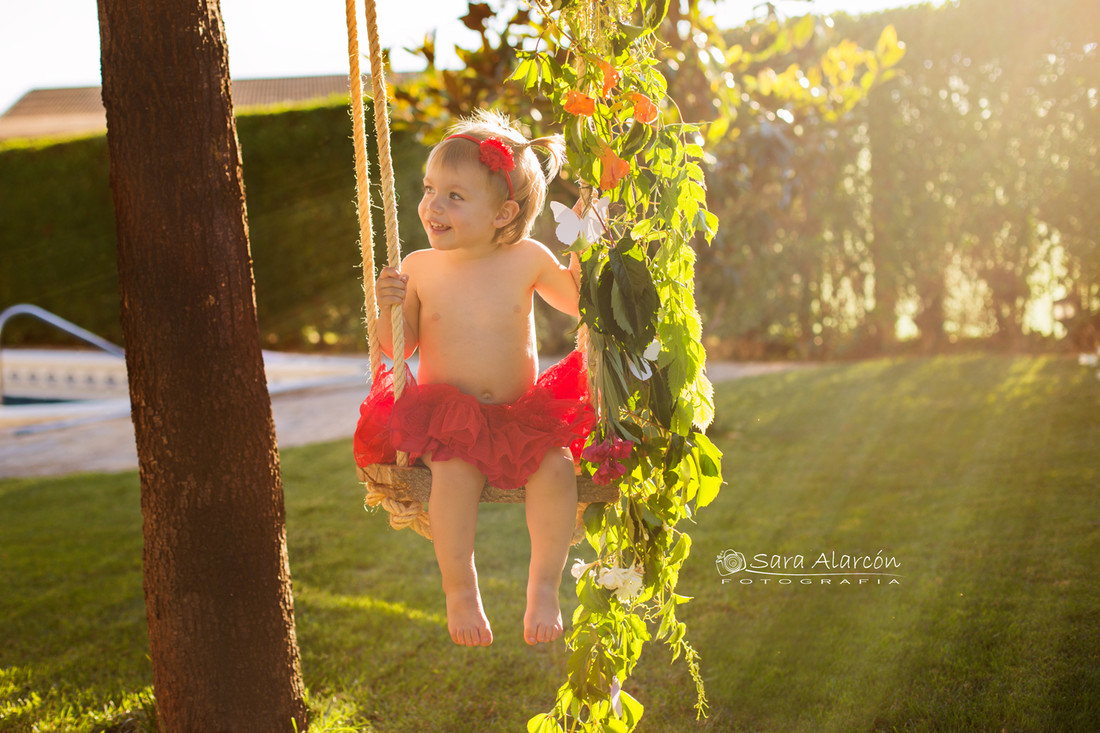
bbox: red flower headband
[446,134,516,199]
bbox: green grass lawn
[2,354,1098,732]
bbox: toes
[524,620,562,645]
[480,627,494,646]
[451,623,493,647]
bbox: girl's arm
[532,242,581,318]
[375,263,420,360]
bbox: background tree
[96,0,307,730]
[846,0,1100,350]
[670,2,902,358]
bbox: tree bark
[97,1,307,730]
[867,90,899,353]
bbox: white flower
[570,558,594,580]
[1079,352,1099,367]
[597,565,645,602]
[610,674,623,718]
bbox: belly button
[481,391,493,402]
[432,312,441,321]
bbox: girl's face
[418,156,514,256]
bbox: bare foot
[446,589,493,647]
[524,581,564,645]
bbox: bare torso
[403,238,577,404]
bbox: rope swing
[345,0,618,541]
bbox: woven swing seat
[357,463,620,504]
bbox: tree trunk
[97,1,307,730]
[867,93,899,354]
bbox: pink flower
[609,439,633,461]
[582,441,610,463]
[583,436,634,462]
[593,460,628,486]
[583,436,634,484]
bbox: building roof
[0,75,368,142]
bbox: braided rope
[363,0,409,468]
[365,484,433,539]
[345,0,381,378]
[348,0,429,536]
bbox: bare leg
[426,455,493,647]
[523,447,578,645]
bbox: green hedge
[0,102,428,351]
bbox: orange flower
[600,61,621,97]
[564,90,596,116]
[628,92,659,124]
[599,146,630,190]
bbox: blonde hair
[429,109,564,244]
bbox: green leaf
[669,532,692,565]
[567,636,613,706]
[607,240,659,349]
[648,365,675,431]
[601,719,629,733]
[860,68,877,93]
[790,13,816,49]
[626,611,652,642]
[619,691,645,727]
[579,250,607,332]
[692,433,724,508]
[620,121,654,158]
[578,575,612,614]
[584,501,608,539]
[644,0,671,31]
[706,115,730,146]
[596,267,628,342]
[510,59,534,83]
[875,24,906,69]
[629,218,654,242]
[610,282,635,337]
[696,209,719,242]
[568,646,591,688]
[611,23,651,56]
[525,58,541,90]
[527,713,564,733]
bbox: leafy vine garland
[514,1,724,730]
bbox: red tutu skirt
[354,350,596,490]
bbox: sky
[0,0,923,115]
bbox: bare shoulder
[401,248,436,274]
[510,237,563,266]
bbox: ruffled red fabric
[354,351,595,490]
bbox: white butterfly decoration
[549,195,610,246]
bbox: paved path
[0,361,799,479]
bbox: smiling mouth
[426,221,451,233]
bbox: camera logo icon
[716,549,747,577]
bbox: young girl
[354,110,595,647]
